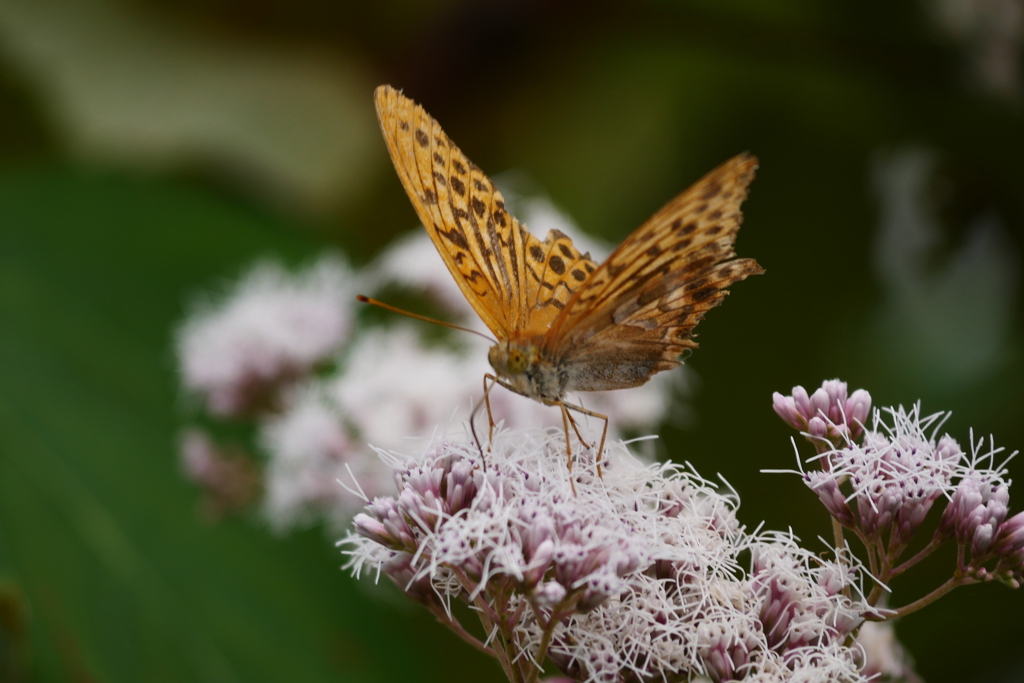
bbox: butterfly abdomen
[563,353,678,392]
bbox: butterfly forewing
[375,85,523,337]
[375,85,598,338]
[544,153,764,391]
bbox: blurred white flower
[177,255,355,417]
[856,621,921,682]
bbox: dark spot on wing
[398,120,410,131]
[571,269,586,282]
[432,152,444,166]
[707,209,723,221]
[558,243,574,258]
[672,238,693,252]
[450,176,465,195]
[706,225,722,236]
[415,130,429,147]
[432,171,447,187]
[453,207,468,220]
[471,197,486,217]
[530,245,545,262]
[474,179,488,192]
[701,181,722,200]
[453,160,467,175]
[679,222,697,235]
[548,255,566,275]
[638,283,668,307]
[423,189,437,205]
[439,226,470,250]
[685,277,709,292]
[584,262,595,274]
[691,287,718,302]
[493,210,507,227]
[645,245,662,257]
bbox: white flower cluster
[177,255,355,416]
[176,207,683,530]
[346,428,871,683]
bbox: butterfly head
[488,341,565,404]
[488,342,532,377]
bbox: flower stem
[428,605,496,658]
[890,538,942,577]
[868,576,974,620]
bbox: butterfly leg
[558,401,578,496]
[562,400,610,479]
[468,395,488,469]
[482,374,499,444]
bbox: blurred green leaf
[0,167,496,683]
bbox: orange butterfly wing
[374,85,597,338]
[543,153,764,391]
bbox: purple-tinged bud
[443,459,479,513]
[893,484,941,547]
[935,435,963,468]
[353,513,394,548]
[533,580,567,605]
[992,511,1024,556]
[817,563,849,596]
[792,385,813,420]
[787,611,826,650]
[578,574,621,612]
[398,486,443,532]
[363,497,417,550]
[773,392,807,431]
[939,478,983,540]
[845,389,872,439]
[972,524,996,558]
[806,472,855,528]
[809,386,835,424]
[522,539,555,588]
[697,622,755,683]
[807,417,829,443]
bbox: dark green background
[1,1,1022,681]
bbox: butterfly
[373,84,763,470]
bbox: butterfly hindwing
[520,229,599,336]
[546,153,764,391]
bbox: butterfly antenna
[356,295,497,344]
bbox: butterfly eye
[507,349,528,375]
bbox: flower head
[345,427,872,683]
[774,380,872,451]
